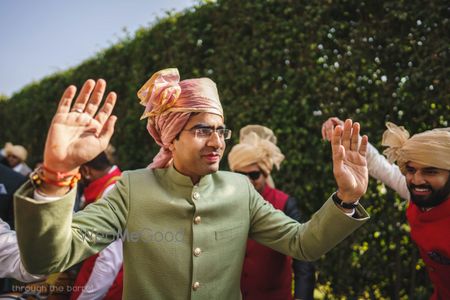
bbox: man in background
[228,125,315,300]
[70,151,123,300]
[322,117,450,299]
[1,143,32,176]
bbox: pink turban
[137,68,223,168]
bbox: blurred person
[322,117,450,300]
[0,218,44,285]
[1,163,41,294]
[2,143,32,176]
[0,164,26,228]
[70,152,123,300]
[15,69,370,299]
[228,125,315,300]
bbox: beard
[408,178,450,208]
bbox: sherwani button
[193,247,202,256]
[192,281,200,290]
[193,192,200,200]
[194,216,202,224]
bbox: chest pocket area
[215,223,245,242]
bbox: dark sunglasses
[237,171,262,180]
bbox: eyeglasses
[184,126,232,140]
[237,171,262,180]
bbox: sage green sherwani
[15,166,369,299]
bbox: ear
[168,141,175,152]
[80,165,90,178]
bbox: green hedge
[1,0,449,298]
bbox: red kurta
[241,185,293,300]
[70,167,123,300]
[406,198,450,300]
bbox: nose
[411,171,426,185]
[207,131,223,148]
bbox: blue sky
[0,0,197,96]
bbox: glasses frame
[184,125,232,140]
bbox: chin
[203,163,220,174]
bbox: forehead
[406,161,449,173]
[185,112,224,127]
[406,161,430,169]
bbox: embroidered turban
[137,68,223,169]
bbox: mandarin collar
[165,164,213,188]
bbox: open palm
[43,79,117,173]
[331,120,369,202]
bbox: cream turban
[4,142,28,162]
[382,122,450,174]
[137,68,223,168]
[228,125,284,176]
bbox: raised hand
[321,117,344,141]
[43,79,117,175]
[331,119,368,202]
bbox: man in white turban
[322,117,450,300]
[228,125,315,300]
[1,143,32,176]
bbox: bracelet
[332,192,359,209]
[42,165,80,181]
[30,167,81,189]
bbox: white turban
[4,142,28,162]
[228,125,284,177]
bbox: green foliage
[1,0,449,298]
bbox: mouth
[410,185,432,196]
[202,153,221,163]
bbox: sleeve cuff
[34,189,64,202]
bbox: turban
[228,125,285,177]
[382,122,450,174]
[137,68,223,168]
[4,142,27,162]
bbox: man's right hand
[40,79,117,195]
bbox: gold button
[193,192,200,200]
[192,281,200,290]
[193,247,202,256]
[194,216,202,224]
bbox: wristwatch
[332,192,359,209]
